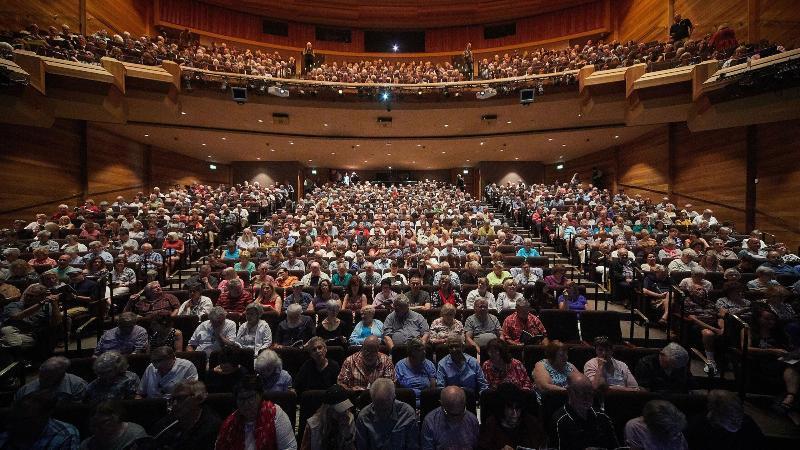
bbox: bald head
[441,386,466,418]
[567,374,594,415]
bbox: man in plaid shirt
[337,335,395,390]
[501,299,548,345]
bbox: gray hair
[254,349,282,375]
[707,389,744,425]
[661,343,689,368]
[392,294,409,307]
[755,266,775,276]
[40,356,70,375]
[691,266,707,277]
[245,302,264,315]
[208,306,227,321]
[642,400,687,440]
[37,230,51,239]
[117,312,138,328]
[326,299,341,313]
[369,377,395,400]
[93,351,128,376]
[286,303,303,315]
[724,268,741,279]
[227,279,243,291]
[681,248,697,258]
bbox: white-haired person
[355,378,418,449]
[349,304,384,345]
[86,351,140,405]
[634,342,690,393]
[186,306,236,354]
[254,349,293,392]
[300,384,356,450]
[235,302,272,355]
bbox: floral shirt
[482,358,533,391]
[429,317,464,344]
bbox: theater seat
[479,388,538,424]
[119,398,168,431]
[539,309,579,342]
[579,310,624,343]
[297,390,326,443]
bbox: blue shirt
[436,354,488,394]
[516,247,540,258]
[395,358,436,400]
[222,249,240,261]
[421,407,479,450]
[262,369,293,392]
[349,319,384,345]
[558,294,588,311]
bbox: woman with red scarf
[432,276,462,308]
[215,376,297,450]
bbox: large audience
[0,174,798,448]
[0,12,788,87]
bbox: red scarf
[216,401,277,450]
[438,289,456,306]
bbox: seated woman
[747,266,781,293]
[658,239,681,261]
[432,276,462,309]
[28,247,56,271]
[557,284,587,311]
[162,232,185,279]
[481,338,533,391]
[748,305,800,414]
[85,351,140,405]
[495,278,524,311]
[233,251,256,279]
[477,383,547,450]
[252,263,275,291]
[220,241,240,262]
[110,257,136,298]
[349,305,383,345]
[255,282,282,313]
[429,303,465,346]
[216,267,242,293]
[216,376,296,449]
[543,264,572,299]
[310,279,339,313]
[640,253,659,272]
[316,299,347,346]
[149,314,183,352]
[84,256,109,280]
[700,251,723,273]
[342,275,367,312]
[235,302,272,356]
[294,337,341,395]
[758,286,799,349]
[532,340,582,398]
[299,385,356,450]
[395,337,436,403]
[583,336,639,391]
[254,349,293,392]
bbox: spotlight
[258,83,267,95]
[220,78,228,91]
[392,44,399,52]
[556,163,565,170]
[381,91,390,102]
[338,89,343,95]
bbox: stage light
[556,163,564,170]
[209,164,217,170]
[477,87,496,100]
[381,91,390,101]
[392,44,399,52]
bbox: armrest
[0,361,19,379]
[632,308,649,325]
[76,316,97,335]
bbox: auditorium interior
[1,0,800,448]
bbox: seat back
[538,309,579,342]
[297,390,326,443]
[579,311,624,343]
[275,347,308,376]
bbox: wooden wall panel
[0,0,80,33]
[673,0,747,40]
[671,124,747,228]
[86,0,152,37]
[86,126,145,202]
[613,0,667,43]
[755,119,800,250]
[150,148,231,188]
[0,119,82,224]
[759,0,800,49]
[617,125,669,197]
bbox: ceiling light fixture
[258,119,263,123]
[548,138,553,141]
[562,144,567,147]
[506,121,512,124]
[614,135,620,139]
[181,111,186,115]
[144,134,149,137]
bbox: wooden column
[747,0,761,43]
[79,0,87,35]
[143,145,153,193]
[667,122,677,201]
[746,125,758,232]
[78,121,88,202]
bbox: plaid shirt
[482,358,533,391]
[501,312,547,345]
[337,351,395,390]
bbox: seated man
[177,284,214,318]
[294,336,341,395]
[138,346,199,398]
[552,374,619,450]
[382,295,430,350]
[273,303,314,347]
[338,335,395,391]
[216,279,252,314]
[634,342,689,393]
[436,336,488,394]
[300,261,331,287]
[464,298,501,351]
[187,306,237,354]
[500,299,548,346]
[421,386,479,450]
[0,391,80,449]
[1,283,61,351]
[94,311,150,355]
[282,281,312,312]
[15,356,87,402]
[433,262,461,290]
[125,281,179,316]
[355,378,418,450]
[182,264,219,291]
[404,276,431,310]
[149,380,222,450]
[583,336,639,391]
[80,401,149,449]
[372,279,398,309]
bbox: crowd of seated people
[1,175,798,447]
[1,12,788,86]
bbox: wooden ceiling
[199,0,598,29]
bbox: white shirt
[177,296,214,318]
[235,320,272,355]
[465,289,496,309]
[242,405,297,450]
[187,319,237,354]
[138,358,198,398]
[495,291,523,311]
